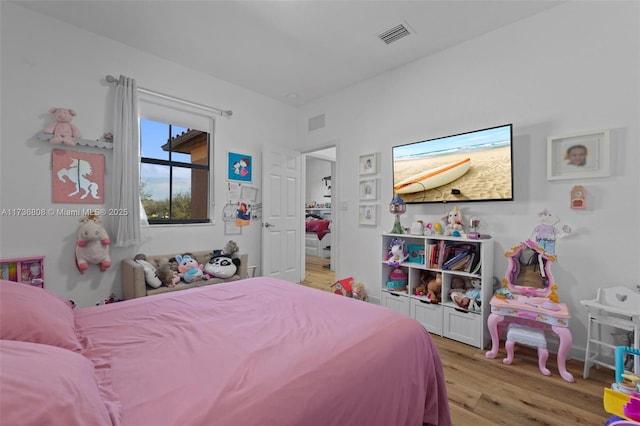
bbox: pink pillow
[0,339,120,425]
[0,280,82,351]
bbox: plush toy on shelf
[75,213,111,274]
[426,273,443,303]
[442,206,465,237]
[43,107,82,146]
[385,238,408,267]
[386,268,407,293]
[176,254,204,283]
[448,276,480,311]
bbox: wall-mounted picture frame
[359,178,377,201]
[358,204,377,226]
[52,149,105,204]
[359,152,378,176]
[227,152,252,182]
[547,129,610,180]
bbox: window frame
[138,95,216,226]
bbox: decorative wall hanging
[75,213,111,274]
[359,204,377,226]
[236,201,251,226]
[227,152,252,182]
[547,129,610,180]
[359,178,378,201]
[359,152,378,176]
[52,149,105,203]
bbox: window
[139,118,211,224]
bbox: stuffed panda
[204,250,241,279]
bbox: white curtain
[111,75,143,247]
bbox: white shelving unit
[38,132,114,149]
[380,233,494,348]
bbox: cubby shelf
[380,233,494,348]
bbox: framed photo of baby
[547,129,610,180]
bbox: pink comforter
[76,278,450,426]
[305,218,331,240]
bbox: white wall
[298,1,640,358]
[0,3,298,307]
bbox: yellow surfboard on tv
[394,158,471,194]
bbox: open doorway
[302,147,336,291]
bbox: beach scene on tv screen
[393,125,513,203]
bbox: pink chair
[503,323,551,376]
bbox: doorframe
[301,143,339,282]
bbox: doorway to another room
[301,147,336,292]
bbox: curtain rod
[105,75,232,118]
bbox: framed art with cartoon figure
[359,153,378,176]
[359,179,377,201]
[359,204,377,226]
[547,129,610,180]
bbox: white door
[262,146,302,282]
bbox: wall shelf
[38,133,113,149]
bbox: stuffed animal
[426,273,443,303]
[386,238,408,267]
[156,263,180,287]
[43,107,82,146]
[442,206,465,237]
[176,254,204,283]
[75,214,110,273]
[352,282,368,301]
[222,240,240,258]
[204,250,240,279]
[449,276,478,310]
[133,254,162,288]
[386,268,407,292]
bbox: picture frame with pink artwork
[52,149,105,204]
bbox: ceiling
[14,1,562,107]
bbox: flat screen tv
[392,124,513,204]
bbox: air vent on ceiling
[377,23,412,45]
[308,114,325,132]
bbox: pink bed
[305,218,331,240]
[0,278,451,426]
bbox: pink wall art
[52,149,104,204]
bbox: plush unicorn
[442,206,465,237]
[75,214,111,273]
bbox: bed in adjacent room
[305,217,331,258]
[0,278,451,426]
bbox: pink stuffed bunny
[44,107,81,146]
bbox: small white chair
[503,323,551,377]
[581,286,640,379]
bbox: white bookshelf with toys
[380,233,494,348]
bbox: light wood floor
[300,255,335,292]
[299,256,613,425]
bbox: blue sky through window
[140,118,193,200]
